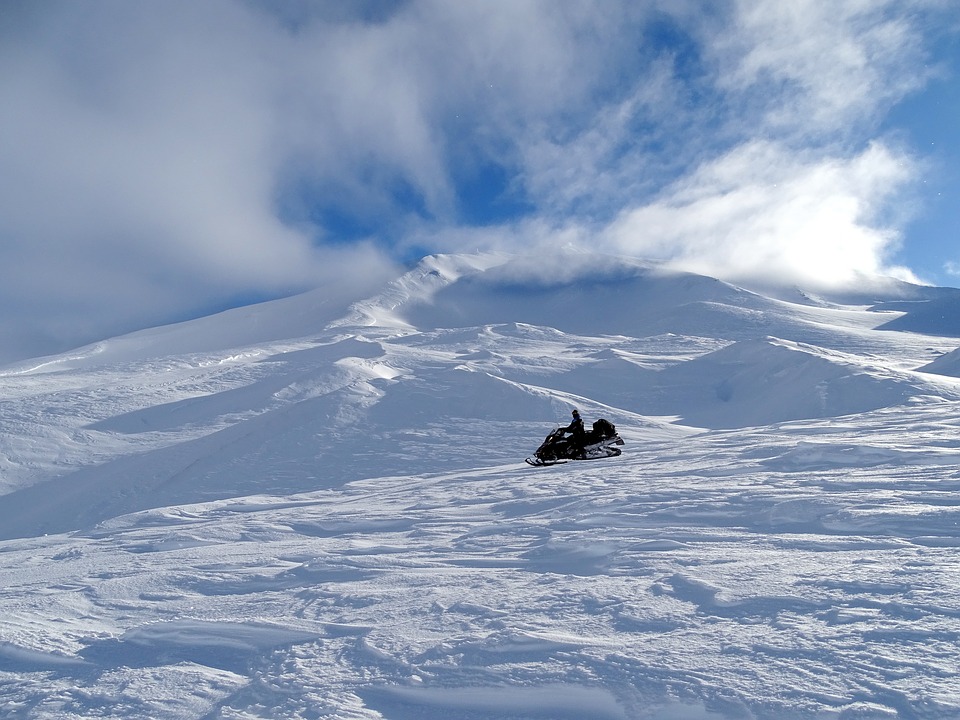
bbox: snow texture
[2,251,960,719]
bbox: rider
[560,408,586,458]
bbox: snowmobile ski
[525,457,568,467]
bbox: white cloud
[0,1,414,361]
[600,141,920,288]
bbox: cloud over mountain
[1,1,956,363]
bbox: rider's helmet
[572,409,580,417]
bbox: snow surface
[3,251,960,719]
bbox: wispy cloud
[449,0,951,288]
[711,0,934,137]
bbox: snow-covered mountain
[2,252,960,719]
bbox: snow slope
[2,252,960,719]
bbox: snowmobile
[525,418,624,466]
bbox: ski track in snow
[2,253,960,719]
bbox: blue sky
[882,28,960,283]
[1,1,959,363]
